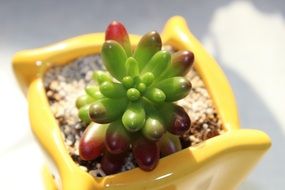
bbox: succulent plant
[76,21,194,174]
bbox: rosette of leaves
[76,21,194,174]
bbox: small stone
[59,90,66,97]
[85,71,93,81]
[79,166,88,172]
[202,123,208,129]
[74,123,82,129]
[46,90,53,97]
[50,81,59,90]
[98,168,106,177]
[53,93,61,101]
[89,170,99,177]
[66,134,75,146]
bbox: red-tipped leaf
[161,50,194,78]
[133,31,162,71]
[132,136,159,171]
[79,123,108,160]
[105,21,132,56]
[105,121,131,154]
[101,151,127,175]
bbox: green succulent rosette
[76,21,194,173]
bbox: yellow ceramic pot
[13,16,271,190]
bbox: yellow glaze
[13,16,271,190]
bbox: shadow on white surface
[201,2,285,188]
[222,66,285,190]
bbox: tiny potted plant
[12,16,271,190]
[76,21,194,174]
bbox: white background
[0,0,284,189]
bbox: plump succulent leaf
[78,104,92,123]
[125,57,139,77]
[160,104,191,135]
[142,50,170,77]
[133,31,162,71]
[101,151,127,175]
[102,40,128,81]
[169,106,191,135]
[85,84,104,100]
[136,82,146,93]
[105,21,132,56]
[122,102,145,132]
[89,98,128,124]
[141,72,154,86]
[126,88,141,101]
[144,88,166,103]
[142,98,157,114]
[158,132,182,157]
[79,123,108,160]
[132,136,159,171]
[76,94,94,109]
[122,76,134,89]
[105,120,131,154]
[99,81,126,98]
[154,77,191,101]
[142,114,165,141]
[92,71,113,84]
[161,50,194,78]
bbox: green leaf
[122,102,145,132]
[144,88,166,103]
[154,77,191,101]
[142,98,157,114]
[79,105,92,123]
[159,103,175,123]
[76,95,95,109]
[126,88,141,101]
[122,76,134,88]
[141,72,154,86]
[142,50,170,77]
[99,81,126,98]
[142,114,165,141]
[105,21,132,56]
[125,57,139,77]
[161,50,194,78]
[85,85,104,100]
[136,82,146,93]
[92,71,113,84]
[89,98,127,124]
[133,31,162,71]
[102,40,128,81]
